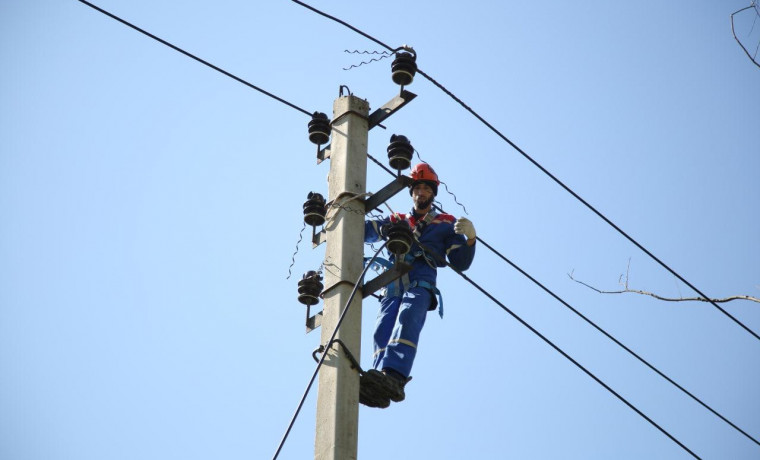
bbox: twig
[568,269,760,304]
[731,4,760,69]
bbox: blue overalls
[365,210,476,378]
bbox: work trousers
[372,286,433,378]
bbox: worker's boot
[359,370,390,408]
[359,369,410,406]
[381,368,409,403]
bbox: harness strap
[382,276,444,318]
[412,210,438,238]
[409,280,444,318]
[372,211,446,317]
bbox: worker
[361,163,476,408]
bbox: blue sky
[2,1,759,459]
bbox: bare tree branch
[567,265,760,305]
[731,3,760,69]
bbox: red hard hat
[409,163,439,196]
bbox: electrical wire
[78,0,312,116]
[411,238,701,460]
[324,192,373,226]
[342,50,393,71]
[475,235,760,447]
[289,0,760,342]
[286,222,307,279]
[272,241,388,460]
[414,148,469,215]
[367,152,397,176]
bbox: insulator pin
[387,134,413,171]
[298,271,323,306]
[308,112,330,145]
[303,192,327,227]
[386,220,414,256]
[391,50,417,86]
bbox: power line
[291,0,394,51]
[272,241,388,460]
[367,152,397,176]
[290,0,760,342]
[411,238,701,460]
[475,236,760,447]
[78,0,312,116]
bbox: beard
[414,196,434,211]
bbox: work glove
[454,217,476,240]
[379,214,406,239]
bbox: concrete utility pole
[314,94,369,460]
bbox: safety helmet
[409,163,439,196]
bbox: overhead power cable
[290,0,760,342]
[410,238,701,460]
[365,152,759,447]
[78,0,312,116]
[475,236,760,447]
[271,241,388,460]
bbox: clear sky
[2,1,759,459]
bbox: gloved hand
[379,214,407,239]
[454,217,476,240]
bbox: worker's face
[412,183,434,211]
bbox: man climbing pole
[361,163,477,408]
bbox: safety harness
[370,211,446,318]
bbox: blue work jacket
[364,210,476,288]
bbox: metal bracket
[362,261,412,298]
[317,90,416,165]
[312,224,326,248]
[317,145,331,164]
[307,278,359,333]
[368,90,417,130]
[312,339,364,373]
[365,175,413,214]
[306,304,323,334]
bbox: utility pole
[314,94,369,460]
[306,54,417,458]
